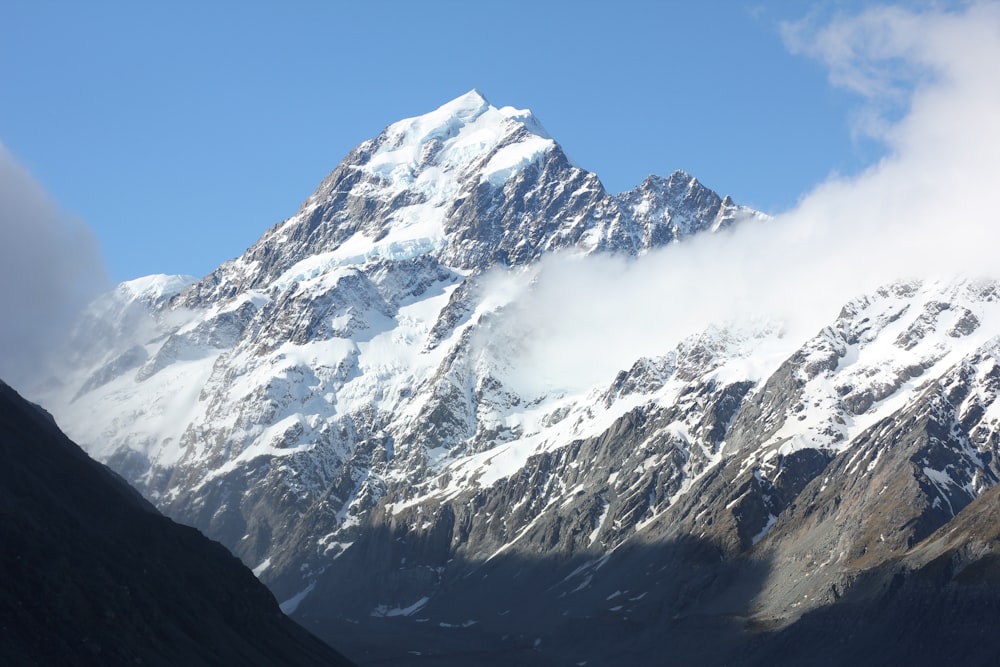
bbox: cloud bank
[486,2,1000,395]
[0,144,109,391]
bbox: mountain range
[33,90,1000,665]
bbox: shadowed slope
[0,380,354,667]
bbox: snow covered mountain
[37,91,1000,665]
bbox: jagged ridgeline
[37,92,1000,665]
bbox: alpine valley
[35,91,1000,665]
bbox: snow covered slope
[35,91,1000,665]
[40,90,763,565]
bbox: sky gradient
[1,1,893,283]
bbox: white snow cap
[318,90,563,267]
[383,89,551,145]
[117,274,197,303]
[365,89,557,189]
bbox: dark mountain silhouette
[0,380,354,666]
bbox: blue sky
[0,1,895,283]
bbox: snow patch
[252,558,271,577]
[118,274,197,303]
[279,582,315,614]
[371,596,430,618]
[480,135,554,186]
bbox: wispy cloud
[0,144,109,391]
[484,2,1000,395]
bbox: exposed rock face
[34,91,1000,665]
[0,380,354,667]
[173,91,760,312]
[291,280,1000,665]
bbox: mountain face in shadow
[740,479,1000,667]
[296,478,1000,667]
[0,380,354,666]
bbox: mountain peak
[447,87,490,111]
[634,170,696,191]
[406,89,492,131]
[431,89,549,139]
[375,89,550,160]
[362,90,558,193]
[166,93,761,304]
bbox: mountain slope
[38,91,762,596]
[289,280,1000,666]
[0,380,354,667]
[32,91,1000,665]
[739,471,1000,667]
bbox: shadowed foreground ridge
[0,380,354,667]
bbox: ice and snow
[760,279,1000,459]
[252,558,272,577]
[279,582,316,615]
[752,514,778,545]
[54,350,220,471]
[250,92,564,310]
[371,596,430,618]
[309,91,561,271]
[117,273,197,304]
[589,499,611,546]
[364,89,555,194]
[480,135,555,186]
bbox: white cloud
[483,2,1000,395]
[0,144,109,392]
